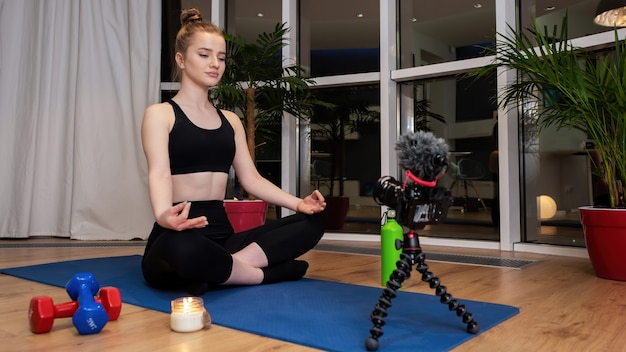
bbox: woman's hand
[157,201,208,231]
[297,190,327,215]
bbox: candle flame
[183,297,192,312]
[172,296,204,314]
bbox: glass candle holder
[170,297,211,332]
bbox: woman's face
[177,31,226,88]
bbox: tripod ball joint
[441,294,454,305]
[365,336,380,351]
[467,320,480,334]
[390,269,408,282]
[382,287,397,299]
[396,259,411,273]
[428,276,440,288]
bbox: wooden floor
[1,238,626,352]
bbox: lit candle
[170,297,211,332]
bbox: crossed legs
[224,242,266,285]
[142,213,324,291]
[222,213,323,285]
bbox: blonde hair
[172,8,224,81]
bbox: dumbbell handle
[57,287,121,320]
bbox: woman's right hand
[157,201,208,231]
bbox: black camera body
[374,176,452,229]
[374,131,453,229]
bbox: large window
[310,85,381,233]
[300,0,379,77]
[398,0,496,68]
[226,0,281,40]
[519,0,608,41]
[520,102,589,247]
[517,0,608,247]
[397,76,499,241]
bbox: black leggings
[141,200,324,290]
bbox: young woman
[140,8,326,294]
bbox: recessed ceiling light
[473,3,483,9]
[356,13,364,18]
[257,12,264,17]
[545,6,556,11]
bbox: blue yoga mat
[2,255,519,351]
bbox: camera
[374,130,453,229]
[373,175,452,229]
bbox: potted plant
[413,98,446,132]
[310,87,379,230]
[211,23,320,232]
[470,16,626,280]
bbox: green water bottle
[381,209,403,286]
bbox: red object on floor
[579,206,626,281]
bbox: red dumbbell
[28,286,122,334]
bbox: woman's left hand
[297,190,326,214]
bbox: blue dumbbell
[65,272,109,335]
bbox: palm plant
[413,98,446,132]
[310,87,379,197]
[211,23,321,199]
[470,16,626,208]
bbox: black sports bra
[168,100,236,175]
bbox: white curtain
[0,0,160,239]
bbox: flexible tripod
[365,228,480,351]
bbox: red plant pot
[320,196,350,231]
[223,200,268,233]
[579,206,626,281]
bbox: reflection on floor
[338,204,585,248]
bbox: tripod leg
[414,251,480,335]
[365,253,413,351]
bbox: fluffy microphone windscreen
[395,131,449,181]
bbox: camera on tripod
[373,130,453,229]
[365,131,479,352]
[373,175,452,229]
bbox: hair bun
[180,8,203,25]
